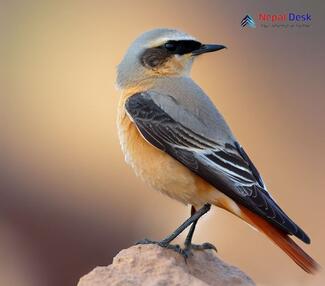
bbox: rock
[78,244,255,286]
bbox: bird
[116,28,319,273]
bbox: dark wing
[125,92,310,244]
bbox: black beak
[192,44,226,56]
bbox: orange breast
[117,92,216,207]
[116,91,239,211]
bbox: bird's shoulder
[141,77,235,144]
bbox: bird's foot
[136,238,182,254]
[182,242,217,259]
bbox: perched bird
[116,28,319,273]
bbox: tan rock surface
[78,244,255,286]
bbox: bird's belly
[117,110,216,208]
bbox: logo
[240,13,312,29]
[241,15,256,28]
[258,13,312,22]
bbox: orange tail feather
[239,205,320,274]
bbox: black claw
[182,242,218,259]
[162,243,182,253]
[135,238,182,254]
[191,242,217,252]
[136,238,217,262]
[136,238,155,245]
[181,248,192,260]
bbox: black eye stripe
[162,40,202,55]
[140,40,202,69]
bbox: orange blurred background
[1,1,325,285]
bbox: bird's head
[116,28,226,89]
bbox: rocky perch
[78,244,255,286]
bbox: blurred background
[1,0,325,285]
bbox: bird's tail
[238,205,320,274]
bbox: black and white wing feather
[125,92,310,244]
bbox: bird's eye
[164,42,177,52]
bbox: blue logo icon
[241,15,256,28]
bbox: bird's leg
[160,204,211,244]
[182,205,217,258]
[184,206,199,246]
[136,204,211,254]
